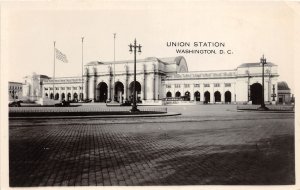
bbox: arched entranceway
[67,93,71,101]
[250,83,262,105]
[50,93,54,99]
[204,91,210,103]
[194,91,200,101]
[80,93,84,101]
[61,93,65,100]
[45,93,48,98]
[184,91,190,101]
[114,81,124,103]
[214,91,221,103]
[225,91,231,103]
[96,82,108,102]
[166,92,172,98]
[175,91,181,98]
[55,93,59,100]
[129,81,141,103]
[73,93,78,102]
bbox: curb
[237,110,294,113]
[9,112,181,120]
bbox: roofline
[85,56,186,66]
[9,81,24,84]
[180,69,236,73]
[238,62,277,68]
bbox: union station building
[22,56,285,105]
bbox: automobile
[54,100,70,107]
[84,99,92,103]
[9,100,22,107]
[78,99,92,103]
[121,101,131,106]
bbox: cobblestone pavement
[9,105,295,186]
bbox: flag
[55,48,68,63]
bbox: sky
[2,1,297,92]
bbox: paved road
[9,105,295,186]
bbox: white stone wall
[23,57,279,105]
[165,78,236,103]
[42,78,84,101]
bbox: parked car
[9,100,22,107]
[121,101,131,106]
[78,99,92,103]
[54,100,70,107]
[84,99,92,103]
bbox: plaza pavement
[9,105,295,186]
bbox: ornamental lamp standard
[258,55,269,111]
[129,39,142,112]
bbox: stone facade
[22,73,50,101]
[9,82,23,101]
[42,77,84,101]
[164,62,279,104]
[277,81,292,104]
[83,56,188,104]
[21,56,284,105]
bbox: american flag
[55,48,68,63]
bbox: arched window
[166,92,172,98]
[214,91,221,102]
[61,93,65,100]
[184,91,190,101]
[204,91,210,103]
[225,91,231,103]
[194,91,200,101]
[250,83,262,105]
[55,93,59,100]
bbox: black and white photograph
[1,1,299,188]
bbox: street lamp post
[129,39,142,112]
[258,55,269,111]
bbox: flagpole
[112,33,116,102]
[53,41,56,99]
[81,37,84,101]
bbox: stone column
[152,64,156,100]
[124,65,128,101]
[85,68,89,100]
[141,64,145,100]
[155,73,159,100]
[93,68,97,102]
[191,84,195,101]
[107,66,111,102]
[200,84,204,103]
[107,79,111,102]
[211,85,214,103]
[221,85,224,103]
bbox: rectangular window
[50,88,53,90]
[194,84,200,87]
[184,84,190,88]
[166,84,171,88]
[67,87,71,90]
[61,87,65,90]
[175,84,181,88]
[44,88,48,90]
[55,87,59,90]
[204,84,210,87]
[225,83,231,87]
[73,87,77,90]
[214,83,220,87]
